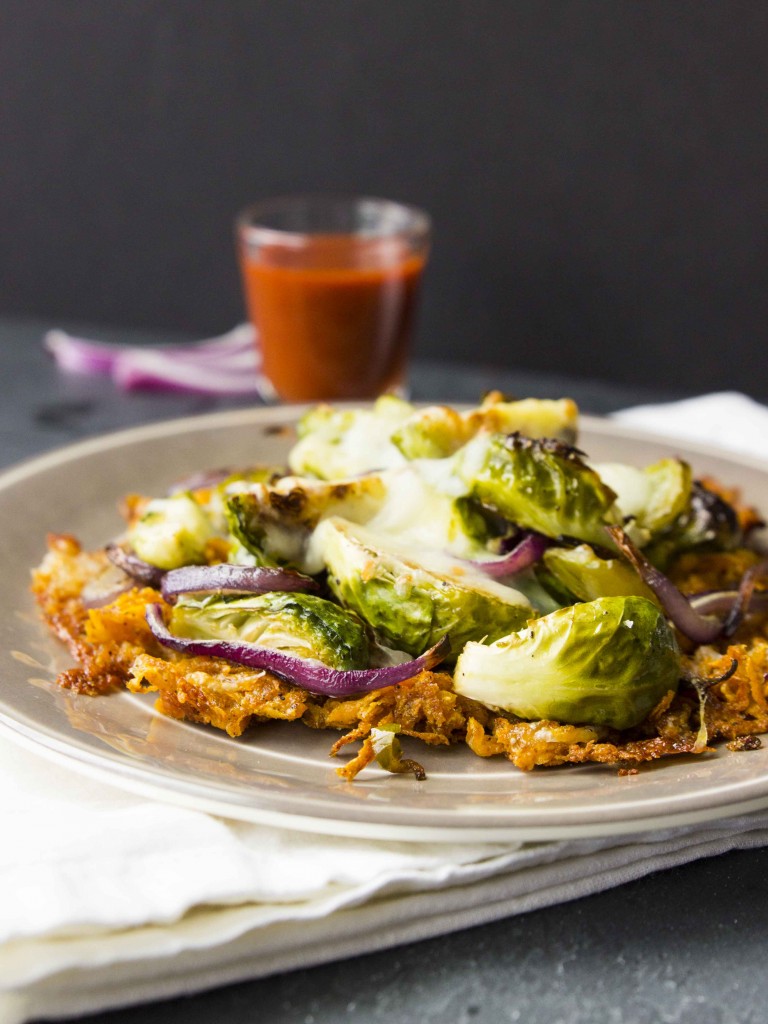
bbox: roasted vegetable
[147,604,449,697]
[391,395,579,460]
[312,517,533,656]
[289,393,579,476]
[127,494,215,570]
[644,481,744,569]
[595,458,692,539]
[539,544,658,605]
[170,591,370,671]
[288,396,412,479]
[457,434,620,547]
[226,464,492,571]
[225,474,388,571]
[453,595,680,730]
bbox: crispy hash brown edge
[31,533,768,780]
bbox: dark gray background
[2,1,766,398]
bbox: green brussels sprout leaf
[128,494,215,570]
[312,517,533,657]
[170,591,370,671]
[288,396,414,479]
[595,458,692,538]
[540,544,659,605]
[456,433,620,547]
[370,724,427,780]
[453,595,680,730]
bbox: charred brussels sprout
[170,591,370,670]
[457,433,620,547]
[225,474,388,571]
[201,466,285,533]
[289,393,580,475]
[644,481,744,569]
[312,517,533,657]
[391,396,579,460]
[224,467,489,572]
[128,494,214,570]
[453,596,680,730]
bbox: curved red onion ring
[692,585,768,622]
[145,603,449,696]
[161,564,320,602]
[106,544,165,588]
[607,526,768,644]
[467,533,550,577]
[45,325,262,395]
[690,588,768,621]
[606,526,723,643]
[721,558,768,637]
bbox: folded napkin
[612,390,768,460]
[3,390,768,1023]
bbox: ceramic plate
[2,406,768,842]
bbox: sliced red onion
[467,532,550,577]
[606,526,725,644]
[721,558,768,637]
[113,351,261,395]
[44,324,264,396]
[105,543,165,588]
[44,331,122,376]
[161,564,320,602]
[145,603,450,697]
[80,562,135,609]
[689,590,768,618]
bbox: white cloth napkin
[612,390,768,460]
[3,390,768,1023]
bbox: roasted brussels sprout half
[289,393,580,477]
[225,474,389,571]
[457,433,620,547]
[644,480,744,569]
[453,595,680,730]
[226,465,493,572]
[391,396,579,460]
[595,458,692,538]
[170,591,370,670]
[127,494,215,570]
[312,517,533,657]
[288,396,413,479]
[360,465,494,560]
[199,466,285,532]
[539,544,658,604]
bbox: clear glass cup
[236,195,431,402]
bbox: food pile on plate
[32,394,768,780]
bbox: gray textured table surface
[2,317,765,1024]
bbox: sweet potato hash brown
[31,395,768,780]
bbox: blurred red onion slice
[44,324,263,395]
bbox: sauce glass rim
[236,194,431,248]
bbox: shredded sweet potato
[31,533,768,780]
